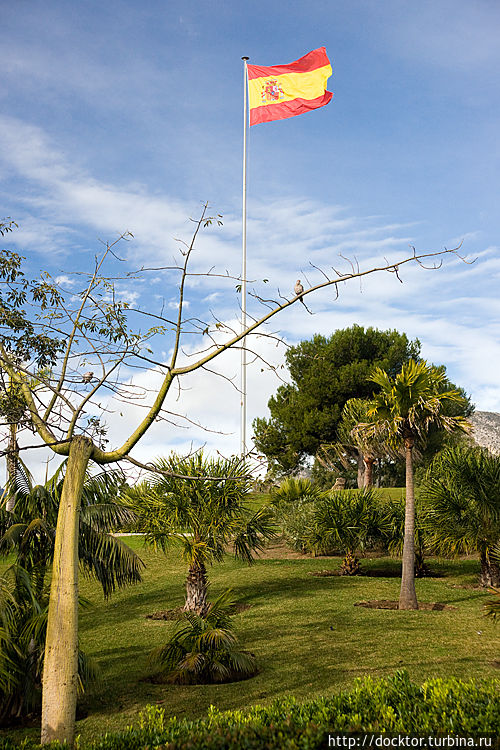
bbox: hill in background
[470,411,500,455]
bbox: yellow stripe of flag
[248,64,332,110]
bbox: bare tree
[0,205,467,745]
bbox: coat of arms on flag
[261,79,285,104]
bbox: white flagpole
[241,56,249,458]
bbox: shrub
[0,671,499,748]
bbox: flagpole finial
[242,56,249,61]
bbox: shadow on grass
[80,586,186,630]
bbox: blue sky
[1,1,500,476]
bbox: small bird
[82,371,94,383]
[294,279,305,304]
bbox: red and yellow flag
[247,47,333,126]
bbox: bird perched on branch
[294,280,305,304]
[82,371,94,383]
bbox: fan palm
[420,445,500,586]
[354,360,470,609]
[126,452,276,614]
[150,588,257,684]
[270,477,323,507]
[310,488,384,574]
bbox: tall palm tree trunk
[399,438,418,610]
[41,436,93,747]
[184,559,209,615]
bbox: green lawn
[1,538,498,745]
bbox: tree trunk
[340,549,361,575]
[5,422,18,511]
[399,439,418,610]
[356,451,365,489]
[363,455,374,488]
[479,549,500,587]
[40,436,93,747]
[184,560,209,615]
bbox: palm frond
[80,501,136,532]
[78,524,144,598]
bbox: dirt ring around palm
[146,603,252,620]
[354,600,457,611]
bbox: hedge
[2,671,499,749]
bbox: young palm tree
[420,445,500,586]
[126,452,276,614]
[311,488,384,574]
[270,477,323,507]
[150,588,257,684]
[354,360,470,609]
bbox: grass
[376,486,406,502]
[1,537,498,745]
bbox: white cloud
[54,274,75,286]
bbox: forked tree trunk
[40,436,93,747]
[363,455,374,488]
[479,549,500,587]
[184,559,209,615]
[399,438,418,610]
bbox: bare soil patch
[308,569,444,579]
[146,603,252,620]
[258,541,312,559]
[354,600,457,611]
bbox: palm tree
[337,398,388,488]
[0,463,142,722]
[0,369,50,511]
[354,360,470,609]
[311,488,384,574]
[0,564,98,724]
[126,452,276,614]
[150,589,257,684]
[420,445,500,587]
[0,462,144,599]
[270,477,323,506]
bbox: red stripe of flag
[249,92,333,126]
[247,47,330,80]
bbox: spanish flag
[247,47,333,126]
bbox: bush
[278,487,386,572]
[4,671,498,749]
